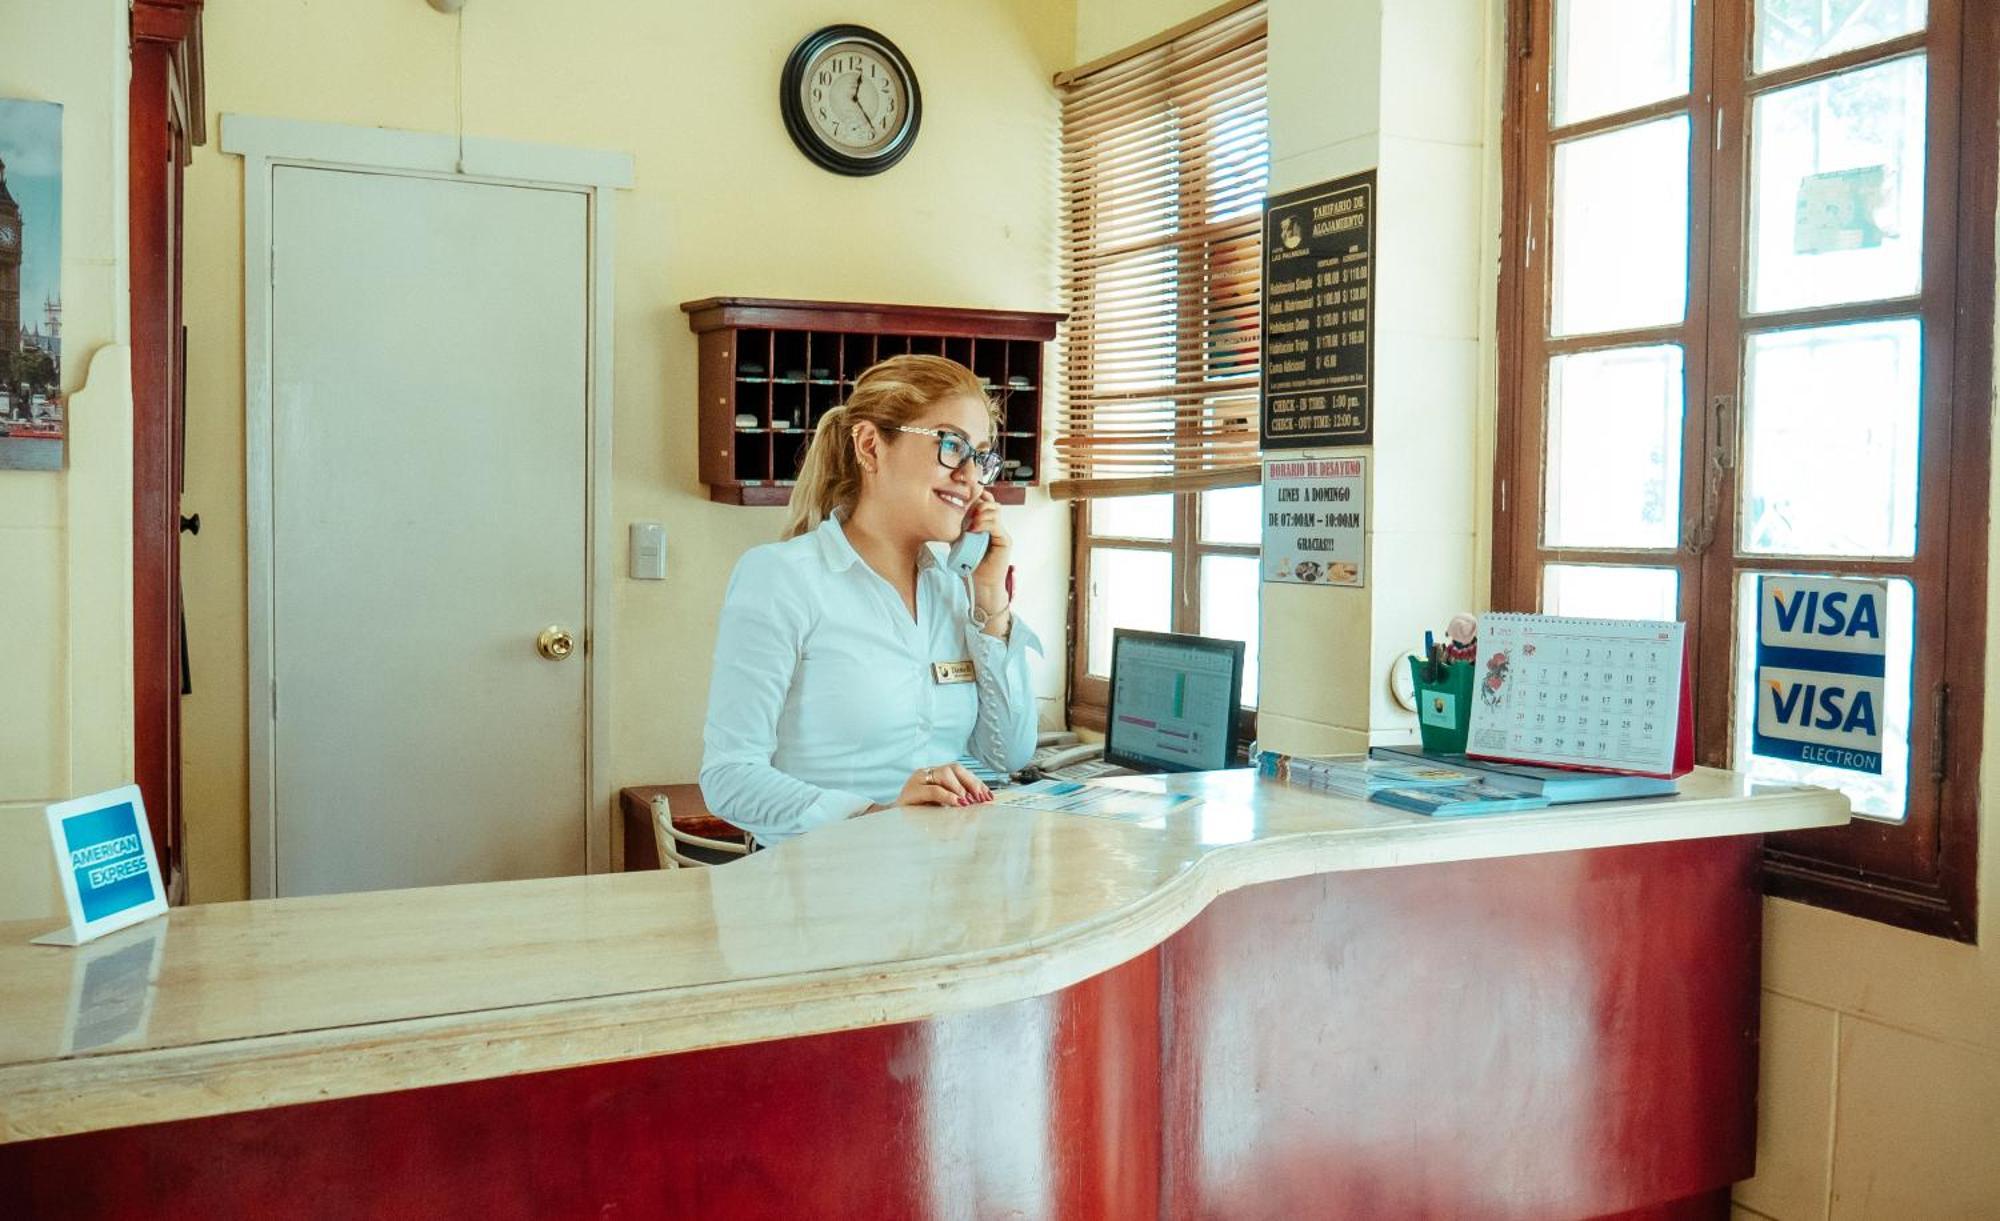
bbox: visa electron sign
[1753,576,1888,775]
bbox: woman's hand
[896,762,994,808]
[965,487,1012,620]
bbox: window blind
[1052,0,1268,499]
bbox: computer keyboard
[1047,757,1132,781]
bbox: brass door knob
[537,626,577,661]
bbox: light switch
[630,522,667,580]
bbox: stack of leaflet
[1255,751,1482,798]
[1369,745,1679,803]
[1370,784,1552,818]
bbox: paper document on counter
[994,779,1201,822]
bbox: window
[1497,0,1994,939]
[1071,488,1263,729]
[1056,1,1270,732]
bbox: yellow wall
[1074,0,1221,62]
[0,0,134,924]
[179,0,1079,900]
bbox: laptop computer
[1034,629,1248,781]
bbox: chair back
[652,794,751,868]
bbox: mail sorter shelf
[681,297,1064,507]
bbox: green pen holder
[1410,658,1476,755]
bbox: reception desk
[0,769,1847,1218]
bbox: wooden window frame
[1066,489,1261,739]
[1495,0,1996,941]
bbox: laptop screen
[1104,630,1247,773]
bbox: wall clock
[780,25,922,176]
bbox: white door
[270,166,588,896]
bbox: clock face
[801,42,908,157]
[781,26,923,176]
[0,224,16,248]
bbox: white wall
[1254,0,1493,758]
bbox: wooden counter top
[0,768,1847,1143]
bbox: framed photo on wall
[0,97,64,472]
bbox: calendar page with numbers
[1465,613,1691,777]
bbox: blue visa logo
[1760,579,1886,655]
[1756,664,1886,760]
[1765,679,1878,737]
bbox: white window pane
[1749,56,1927,313]
[1545,345,1684,549]
[1090,494,1174,541]
[1200,555,1260,706]
[1086,548,1172,678]
[1741,319,1920,557]
[1201,485,1262,544]
[1554,0,1694,126]
[1755,0,1927,73]
[1732,573,1913,822]
[1552,117,1691,336]
[1543,564,1680,621]
[1203,103,1270,223]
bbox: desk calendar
[1465,613,1693,778]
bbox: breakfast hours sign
[1262,457,1365,587]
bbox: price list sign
[1260,171,1375,449]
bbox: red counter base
[8,838,1759,1219]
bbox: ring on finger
[923,767,935,784]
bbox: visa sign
[1753,577,1888,775]
[1759,578,1885,654]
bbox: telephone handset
[946,529,989,579]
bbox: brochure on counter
[1255,751,1483,797]
[1370,784,1553,818]
[993,778,1202,823]
[1369,746,1679,803]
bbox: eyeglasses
[890,425,1003,486]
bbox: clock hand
[852,75,881,129]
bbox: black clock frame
[780,24,923,177]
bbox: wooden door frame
[220,116,632,898]
[130,0,205,904]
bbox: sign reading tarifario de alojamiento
[1261,170,1375,449]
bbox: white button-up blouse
[699,514,1043,845]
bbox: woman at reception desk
[1,765,1845,1218]
[700,355,1042,844]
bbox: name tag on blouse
[932,660,976,685]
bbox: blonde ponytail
[782,405,859,540]
[780,355,995,541]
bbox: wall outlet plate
[629,522,667,580]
